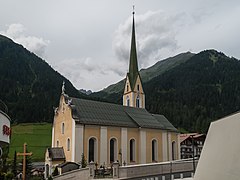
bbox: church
[47,11,180,171]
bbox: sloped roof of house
[180,133,205,143]
[65,96,177,132]
[47,147,65,161]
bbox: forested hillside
[0,35,85,123]
[145,50,240,132]
[91,52,194,104]
[1,34,240,133]
[92,50,240,133]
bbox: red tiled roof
[180,133,205,143]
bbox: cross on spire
[17,143,33,180]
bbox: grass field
[9,123,52,162]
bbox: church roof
[66,97,177,132]
[47,147,65,161]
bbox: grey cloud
[54,56,127,86]
[112,10,183,69]
[0,23,49,57]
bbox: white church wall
[162,132,168,161]
[75,124,84,163]
[121,128,128,166]
[139,129,146,164]
[100,126,107,165]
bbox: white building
[0,100,11,157]
[194,111,240,180]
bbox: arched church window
[126,96,130,106]
[110,138,117,163]
[130,139,136,162]
[67,138,70,151]
[127,85,129,92]
[56,140,59,147]
[152,139,158,162]
[172,141,176,160]
[89,137,97,162]
[137,84,140,91]
[62,123,65,134]
[136,96,140,108]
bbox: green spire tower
[128,10,139,90]
[123,9,145,108]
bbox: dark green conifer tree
[80,153,87,168]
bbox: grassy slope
[9,123,52,162]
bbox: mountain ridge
[91,52,195,104]
[1,34,240,133]
[91,49,240,133]
[0,34,85,123]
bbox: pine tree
[80,153,87,168]
[0,145,9,174]
[11,151,17,178]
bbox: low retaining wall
[53,168,89,180]
[53,160,197,180]
[118,160,198,179]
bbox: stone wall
[118,160,197,179]
[53,168,89,180]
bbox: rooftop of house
[180,133,206,143]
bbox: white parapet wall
[53,168,89,180]
[194,112,240,180]
[119,159,196,179]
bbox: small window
[172,141,176,160]
[126,96,130,106]
[67,138,70,151]
[137,84,140,91]
[57,141,59,147]
[136,96,140,108]
[62,123,65,134]
[127,85,129,92]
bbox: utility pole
[17,143,32,180]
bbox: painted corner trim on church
[46,11,180,173]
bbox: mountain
[145,50,240,132]
[79,89,92,95]
[91,52,195,104]
[0,35,86,123]
[91,50,240,133]
[1,33,239,133]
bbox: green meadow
[9,123,52,162]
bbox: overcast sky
[0,0,240,91]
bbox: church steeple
[128,9,139,90]
[123,9,145,108]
